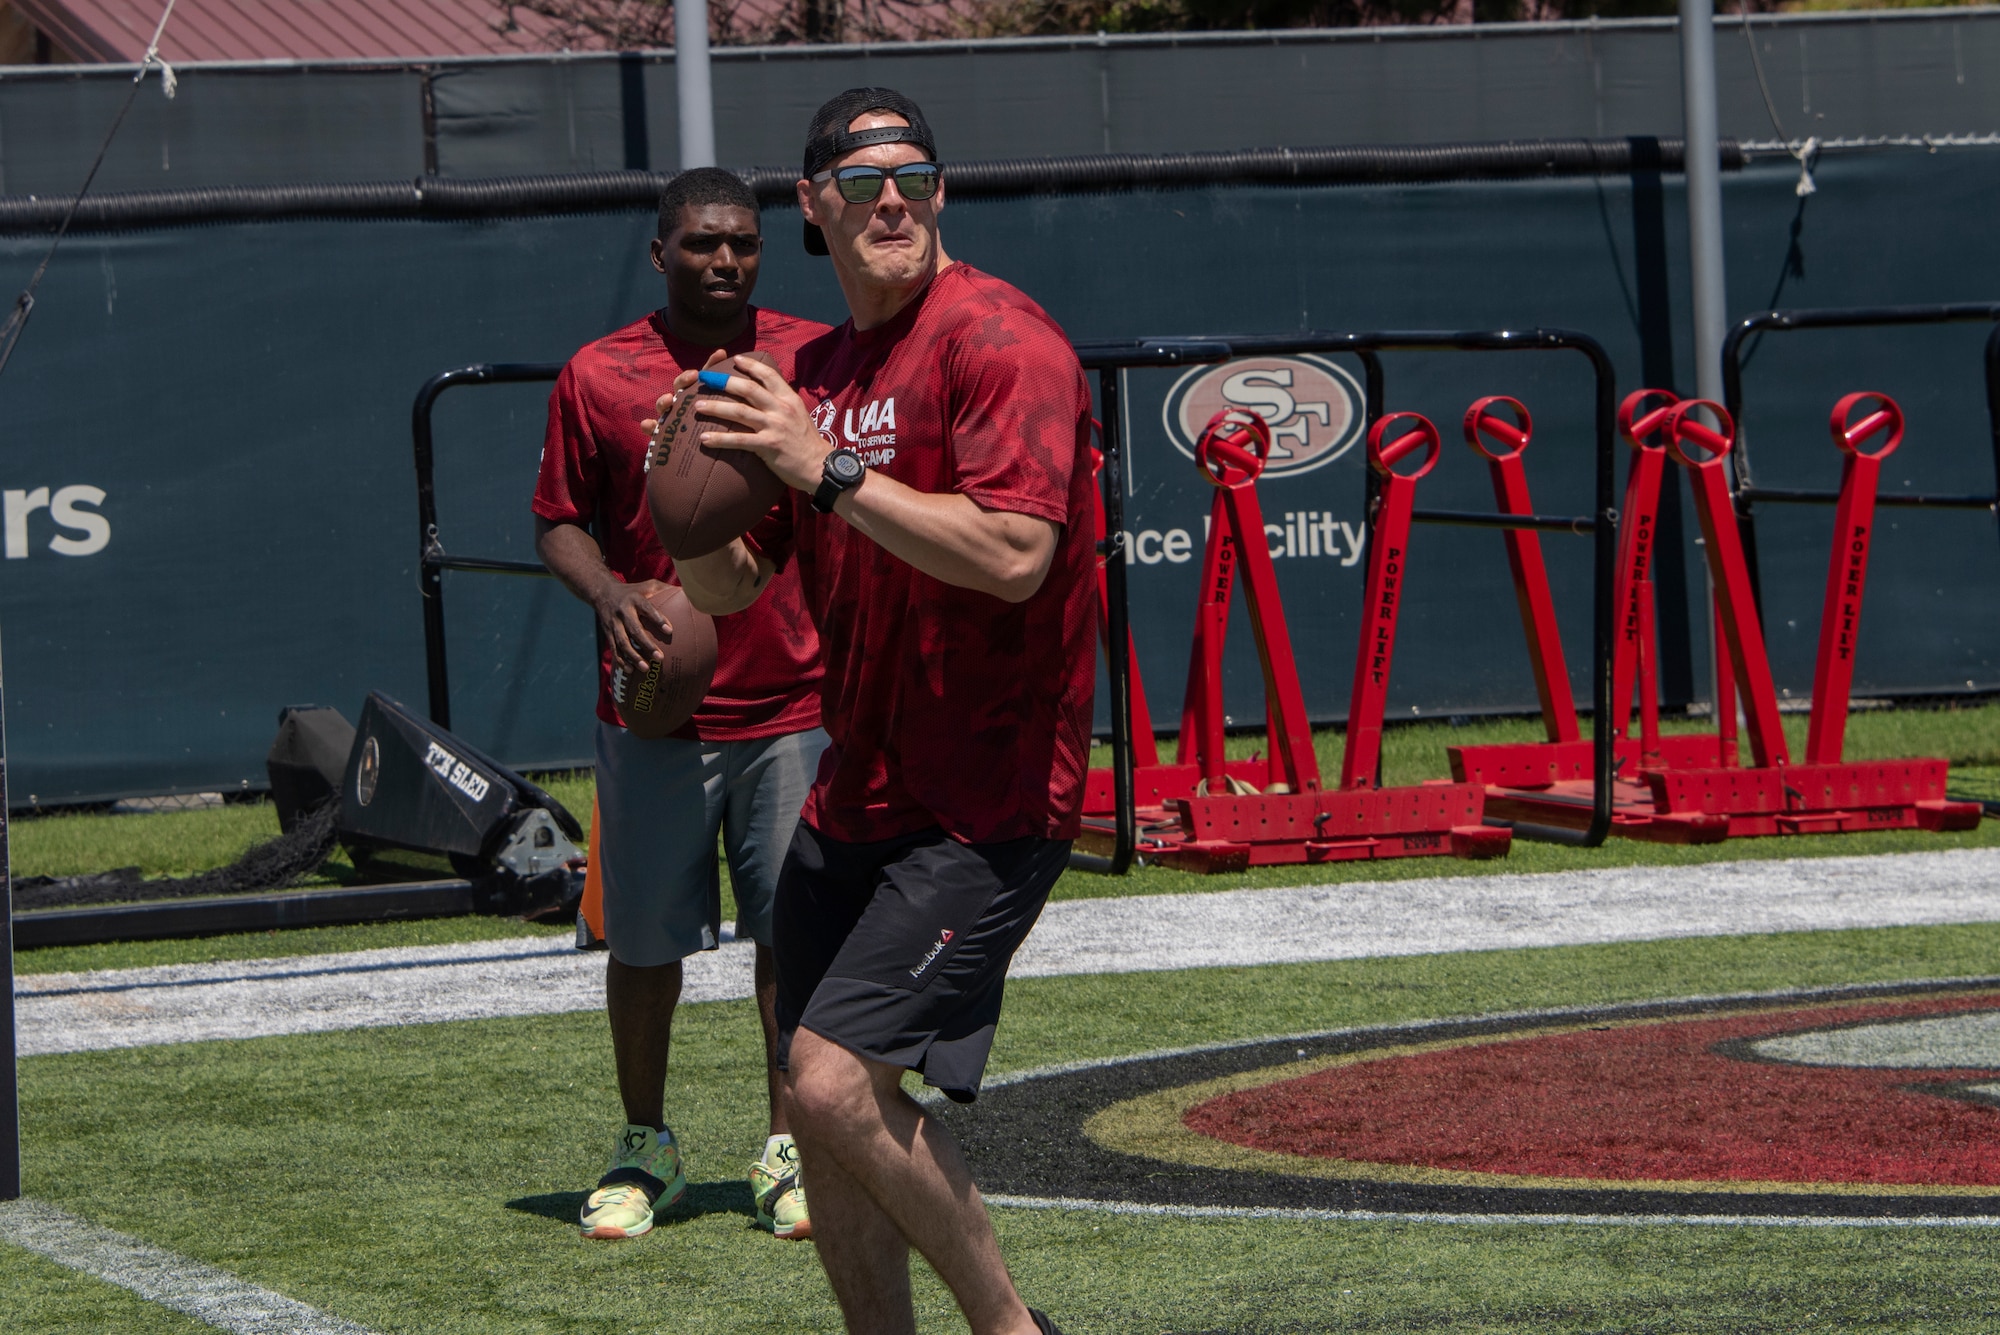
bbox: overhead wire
[0,0,180,383]
[1737,0,1818,197]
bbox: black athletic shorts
[772,823,1069,1104]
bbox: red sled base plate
[1450,742,1981,844]
[1078,772,1511,872]
[1082,761,1273,816]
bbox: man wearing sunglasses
[666,88,1093,1335]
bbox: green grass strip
[15,705,2000,974]
[0,1243,213,1335]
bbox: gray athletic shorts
[593,720,828,967]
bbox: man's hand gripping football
[644,350,830,496]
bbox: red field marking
[1185,993,2000,1188]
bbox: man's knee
[605,957,684,1023]
[787,1032,891,1137]
[607,955,684,989]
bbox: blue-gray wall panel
[430,57,652,176]
[422,15,2000,176]
[11,12,2000,192]
[0,66,423,195]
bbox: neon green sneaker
[579,1123,687,1240]
[750,1134,810,1240]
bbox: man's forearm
[535,519,620,607]
[832,472,1056,603]
[676,538,774,615]
[537,516,679,667]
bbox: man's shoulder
[752,305,835,351]
[787,316,855,381]
[930,266,1074,355]
[562,312,670,391]
[919,267,1082,393]
[941,263,1046,310]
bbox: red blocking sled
[1078,408,1508,871]
[1453,392,1979,841]
[1449,389,1737,840]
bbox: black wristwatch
[813,447,866,513]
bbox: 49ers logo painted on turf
[934,981,2000,1219]
[1162,356,1363,478]
[812,396,898,468]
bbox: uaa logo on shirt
[811,398,840,448]
[1161,355,1365,478]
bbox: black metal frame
[1721,304,2000,609]
[1073,329,1622,874]
[13,879,480,950]
[413,363,564,729]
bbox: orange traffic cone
[576,792,607,950]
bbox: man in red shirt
[532,168,830,1244]
[671,90,1093,1335]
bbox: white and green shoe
[749,1134,811,1240]
[579,1123,687,1240]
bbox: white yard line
[16,846,2000,1058]
[0,1198,377,1334]
[13,933,755,1057]
[1011,845,2000,977]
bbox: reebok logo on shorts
[910,929,954,980]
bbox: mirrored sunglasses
[812,162,942,204]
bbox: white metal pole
[675,0,717,170]
[1680,0,1728,403]
[1679,0,1733,726]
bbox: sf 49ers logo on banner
[1162,356,1364,478]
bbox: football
[610,584,718,739]
[646,349,786,558]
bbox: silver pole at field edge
[675,0,717,169]
[1,625,18,1202]
[1679,0,1733,729]
[1680,0,1729,404]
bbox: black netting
[11,800,339,912]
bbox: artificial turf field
[11,928,2000,1334]
[9,705,2000,1332]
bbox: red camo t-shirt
[533,305,830,741]
[745,264,1097,844]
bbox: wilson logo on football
[1161,356,1364,478]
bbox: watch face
[832,453,865,482]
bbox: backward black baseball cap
[800,87,939,256]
